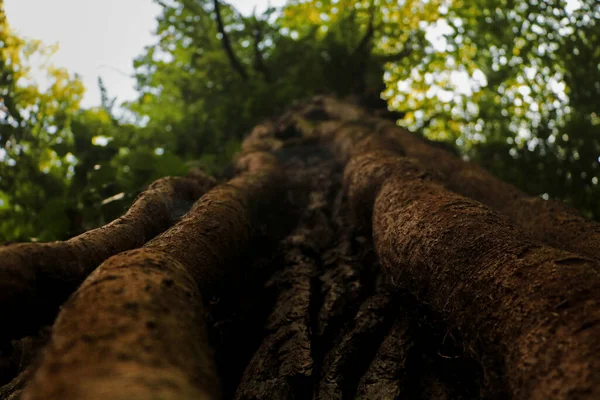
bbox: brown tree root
[21,249,219,400]
[345,151,600,399]
[379,121,600,264]
[0,174,215,342]
[315,96,600,263]
[21,154,289,400]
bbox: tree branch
[251,19,271,82]
[353,1,376,57]
[375,48,413,63]
[213,0,248,81]
[352,1,376,95]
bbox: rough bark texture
[317,283,394,400]
[320,97,600,263]
[353,318,414,400]
[20,152,289,400]
[347,152,600,399]
[3,96,599,400]
[0,175,215,342]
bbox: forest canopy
[1,0,599,242]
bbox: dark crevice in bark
[316,278,396,400]
[234,135,339,399]
[206,248,286,399]
[0,325,50,399]
[353,315,416,399]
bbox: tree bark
[22,153,289,400]
[347,152,599,399]
[319,96,600,264]
[0,174,215,343]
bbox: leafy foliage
[1,0,599,241]
[1,9,83,241]
[383,0,600,217]
[0,6,186,241]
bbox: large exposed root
[22,154,289,400]
[346,151,600,399]
[0,175,215,342]
[317,96,600,263]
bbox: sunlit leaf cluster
[382,0,600,216]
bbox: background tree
[0,4,84,241]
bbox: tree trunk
[1,96,598,400]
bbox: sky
[5,0,285,108]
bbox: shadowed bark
[353,318,415,400]
[234,236,316,400]
[316,282,395,400]
[0,366,33,400]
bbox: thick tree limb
[0,174,215,343]
[251,19,271,82]
[316,96,600,264]
[213,0,248,81]
[374,48,413,63]
[344,151,600,399]
[23,152,288,400]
